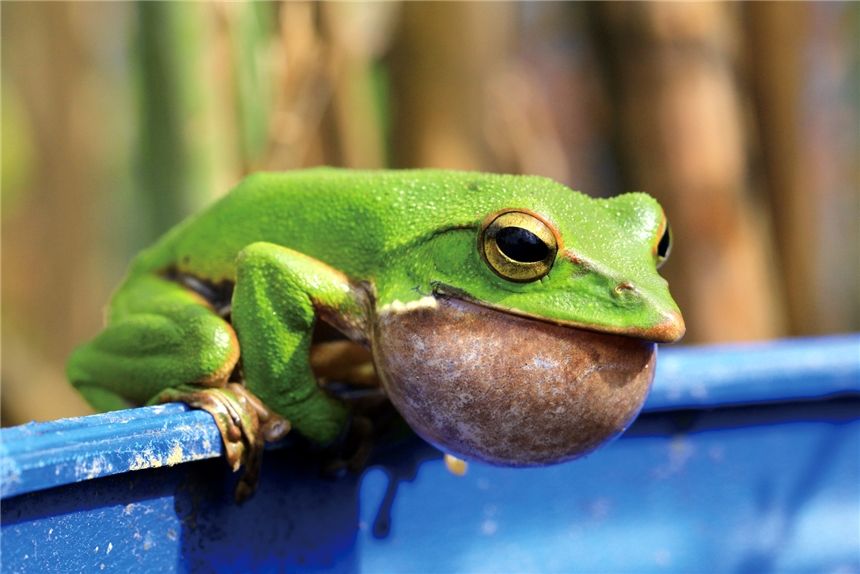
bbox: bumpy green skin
[68,168,683,446]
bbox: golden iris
[481,211,558,282]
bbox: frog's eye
[480,211,558,282]
[655,223,672,269]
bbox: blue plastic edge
[647,333,860,410]
[1,334,858,499]
[0,405,222,499]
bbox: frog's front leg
[231,241,371,448]
[67,274,285,500]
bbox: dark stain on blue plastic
[366,435,441,538]
[176,454,360,573]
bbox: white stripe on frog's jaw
[378,296,439,316]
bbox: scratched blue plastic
[0,404,222,499]
[1,335,859,573]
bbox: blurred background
[2,2,858,425]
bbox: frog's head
[373,173,685,467]
[466,193,683,343]
[396,175,685,344]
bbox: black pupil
[657,227,671,258]
[496,227,549,263]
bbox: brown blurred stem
[746,4,859,334]
[387,2,516,170]
[588,3,786,343]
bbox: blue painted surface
[647,333,860,410]
[3,335,857,500]
[2,335,859,573]
[357,405,860,574]
[1,404,221,499]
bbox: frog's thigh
[232,242,365,446]
[67,276,239,409]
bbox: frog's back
[128,168,576,283]
[130,170,388,282]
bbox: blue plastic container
[2,335,858,573]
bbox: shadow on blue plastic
[2,335,859,573]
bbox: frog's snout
[652,309,686,343]
[610,280,685,343]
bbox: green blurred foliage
[1,83,35,216]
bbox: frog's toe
[151,384,289,502]
[225,382,291,443]
[262,417,291,443]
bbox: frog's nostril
[613,282,636,297]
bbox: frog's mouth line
[430,283,684,344]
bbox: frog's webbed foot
[151,383,290,503]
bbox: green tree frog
[68,168,684,496]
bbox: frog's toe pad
[263,418,291,443]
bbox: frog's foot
[323,415,374,476]
[151,383,290,502]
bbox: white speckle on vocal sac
[526,356,559,371]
